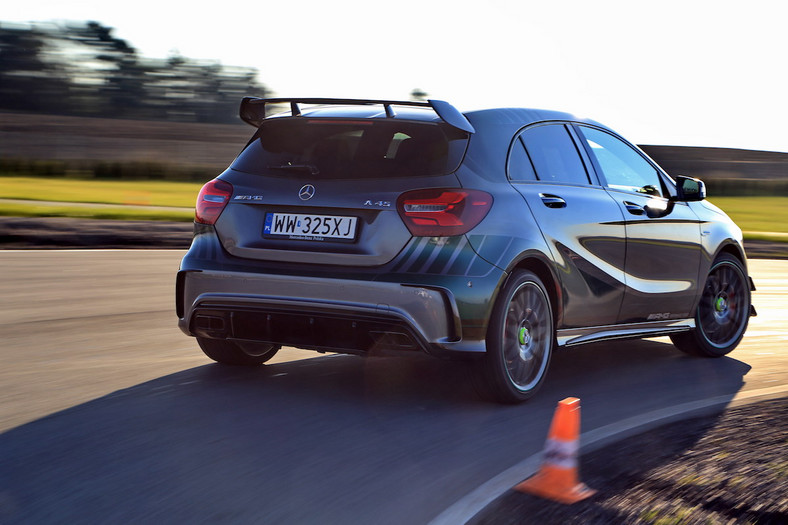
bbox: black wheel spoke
[697,260,747,348]
[501,281,551,390]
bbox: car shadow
[0,339,751,524]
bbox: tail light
[195,178,233,225]
[396,189,493,236]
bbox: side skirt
[556,319,695,347]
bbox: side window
[520,124,590,185]
[579,126,664,198]
[507,136,537,181]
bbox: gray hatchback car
[177,97,755,403]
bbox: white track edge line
[429,385,788,525]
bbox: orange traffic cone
[515,397,596,504]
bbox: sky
[5,0,788,153]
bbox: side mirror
[675,175,706,202]
[642,176,705,218]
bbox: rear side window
[231,119,469,179]
[507,136,537,181]
[520,124,590,185]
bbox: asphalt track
[0,252,786,524]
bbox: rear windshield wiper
[266,164,320,175]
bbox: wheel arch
[704,240,750,286]
[715,241,747,267]
[506,254,562,330]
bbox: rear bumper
[177,269,481,356]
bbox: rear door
[215,117,469,266]
[575,125,702,323]
[508,123,627,328]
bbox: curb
[429,385,788,525]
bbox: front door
[575,125,702,323]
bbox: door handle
[623,201,645,215]
[539,193,566,208]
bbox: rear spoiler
[239,97,475,134]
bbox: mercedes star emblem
[298,184,316,201]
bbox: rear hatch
[215,112,470,266]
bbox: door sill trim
[557,319,695,347]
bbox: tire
[197,337,280,366]
[670,253,750,357]
[475,270,554,403]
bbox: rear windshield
[231,118,469,179]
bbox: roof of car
[464,107,608,133]
[275,104,610,135]
[293,105,606,126]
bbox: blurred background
[0,19,263,180]
[0,2,786,248]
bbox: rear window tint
[232,119,469,179]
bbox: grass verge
[708,196,788,236]
[0,202,192,222]
[0,176,202,208]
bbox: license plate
[263,212,358,241]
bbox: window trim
[506,121,602,187]
[505,135,538,182]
